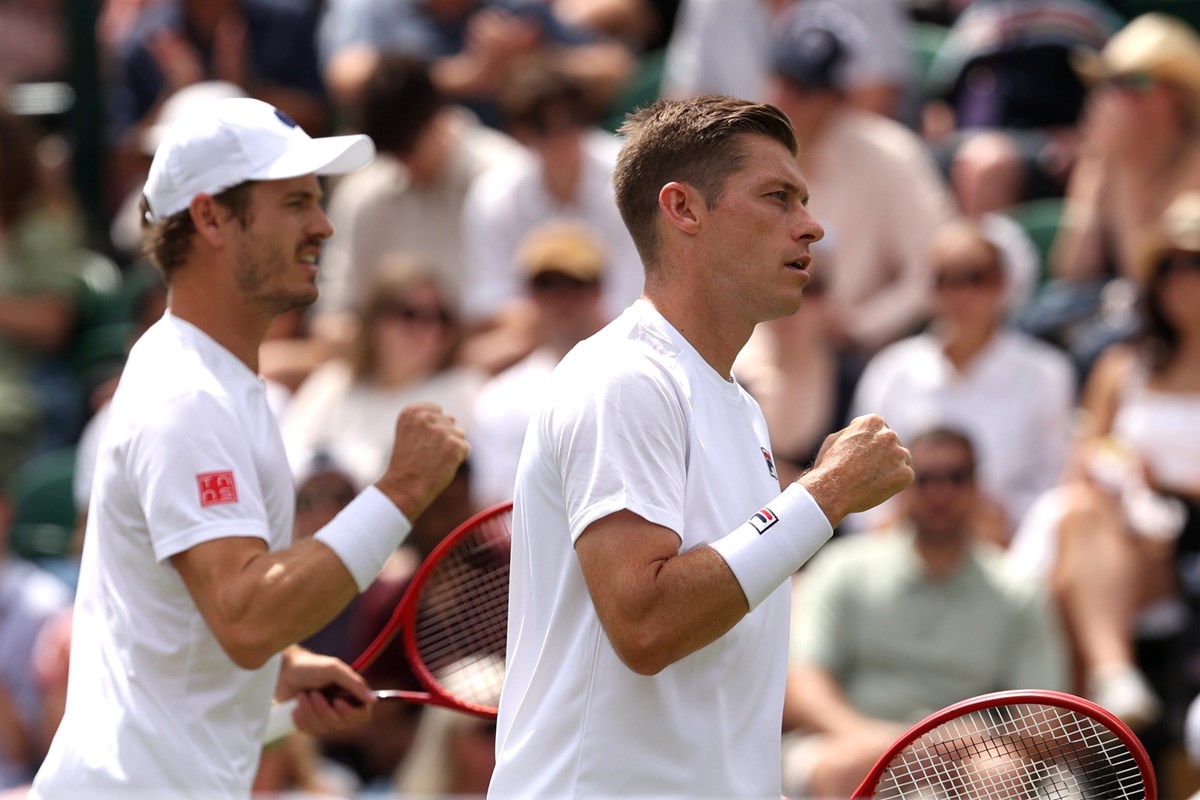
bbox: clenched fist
[799,414,913,527]
[375,402,470,521]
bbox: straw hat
[517,222,607,283]
[1136,190,1200,281]
[1072,13,1200,100]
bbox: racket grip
[263,698,299,745]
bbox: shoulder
[996,330,1076,377]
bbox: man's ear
[658,181,704,236]
[189,194,228,247]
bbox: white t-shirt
[32,313,295,799]
[489,300,792,799]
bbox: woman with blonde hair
[281,254,484,489]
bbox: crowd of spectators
[3,0,1200,797]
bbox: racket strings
[873,703,1145,800]
[410,512,511,709]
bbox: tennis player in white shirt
[31,98,469,799]
[489,95,914,799]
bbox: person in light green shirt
[0,107,86,485]
[781,426,1069,799]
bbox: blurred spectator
[316,0,634,125]
[734,271,865,487]
[922,0,1121,216]
[0,0,68,85]
[312,53,522,356]
[662,0,915,119]
[105,0,327,200]
[281,255,484,491]
[252,732,356,798]
[763,10,957,353]
[0,106,86,485]
[848,217,1077,542]
[470,222,609,508]
[458,58,642,369]
[1010,190,1200,736]
[780,427,1069,799]
[1021,13,1200,376]
[391,655,503,796]
[0,493,73,790]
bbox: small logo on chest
[197,470,239,507]
[761,446,778,480]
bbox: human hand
[375,402,470,521]
[275,646,373,736]
[800,414,913,527]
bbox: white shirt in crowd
[459,129,644,325]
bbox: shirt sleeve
[548,357,690,543]
[126,389,272,562]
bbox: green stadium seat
[7,446,78,561]
[1003,197,1066,286]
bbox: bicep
[170,536,268,641]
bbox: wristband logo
[748,506,778,535]
[197,470,239,507]
[761,446,777,480]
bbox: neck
[938,320,995,370]
[645,280,753,380]
[539,138,584,204]
[167,281,273,374]
[916,536,967,580]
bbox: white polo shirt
[32,312,294,799]
[489,300,792,799]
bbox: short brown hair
[612,96,797,271]
[139,182,255,279]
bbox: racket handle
[263,698,299,745]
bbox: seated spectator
[1020,13,1200,376]
[282,256,484,490]
[312,53,522,356]
[458,58,642,369]
[763,8,957,354]
[734,271,865,486]
[0,106,86,484]
[104,0,328,201]
[1010,189,1200,737]
[781,427,1069,800]
[848,217,1077,542]
[316,0,634,126]
[470,222,610,508]
[662,0,915,119]
[0,492,74,790]
[922,0,1121,216]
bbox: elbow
[608,624,677,677]
[215,624,280,671]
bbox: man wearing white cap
[30,98,470,798]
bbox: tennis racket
[264,500,512,744]
[851,689,1156,800]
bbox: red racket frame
[349,499,512,719]
[851,689,1157,800]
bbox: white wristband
[314,485,412,592]
[710,483,833,610]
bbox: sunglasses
[529,272,600,293]
[933,268,1001,291]
[1156,251,1200,278]
[1105,72,1156,93]
[376,302,453,327]
[913,467,974,488]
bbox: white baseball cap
[142,96,375,221]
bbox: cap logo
[197,470,239,507]
[274,108,298,128]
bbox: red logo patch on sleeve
[197,470,239,507]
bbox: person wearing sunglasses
[848,216,1077,546]
[781,426,1068,800]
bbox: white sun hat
[142,96,375,221]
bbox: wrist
[798,470,848,528]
